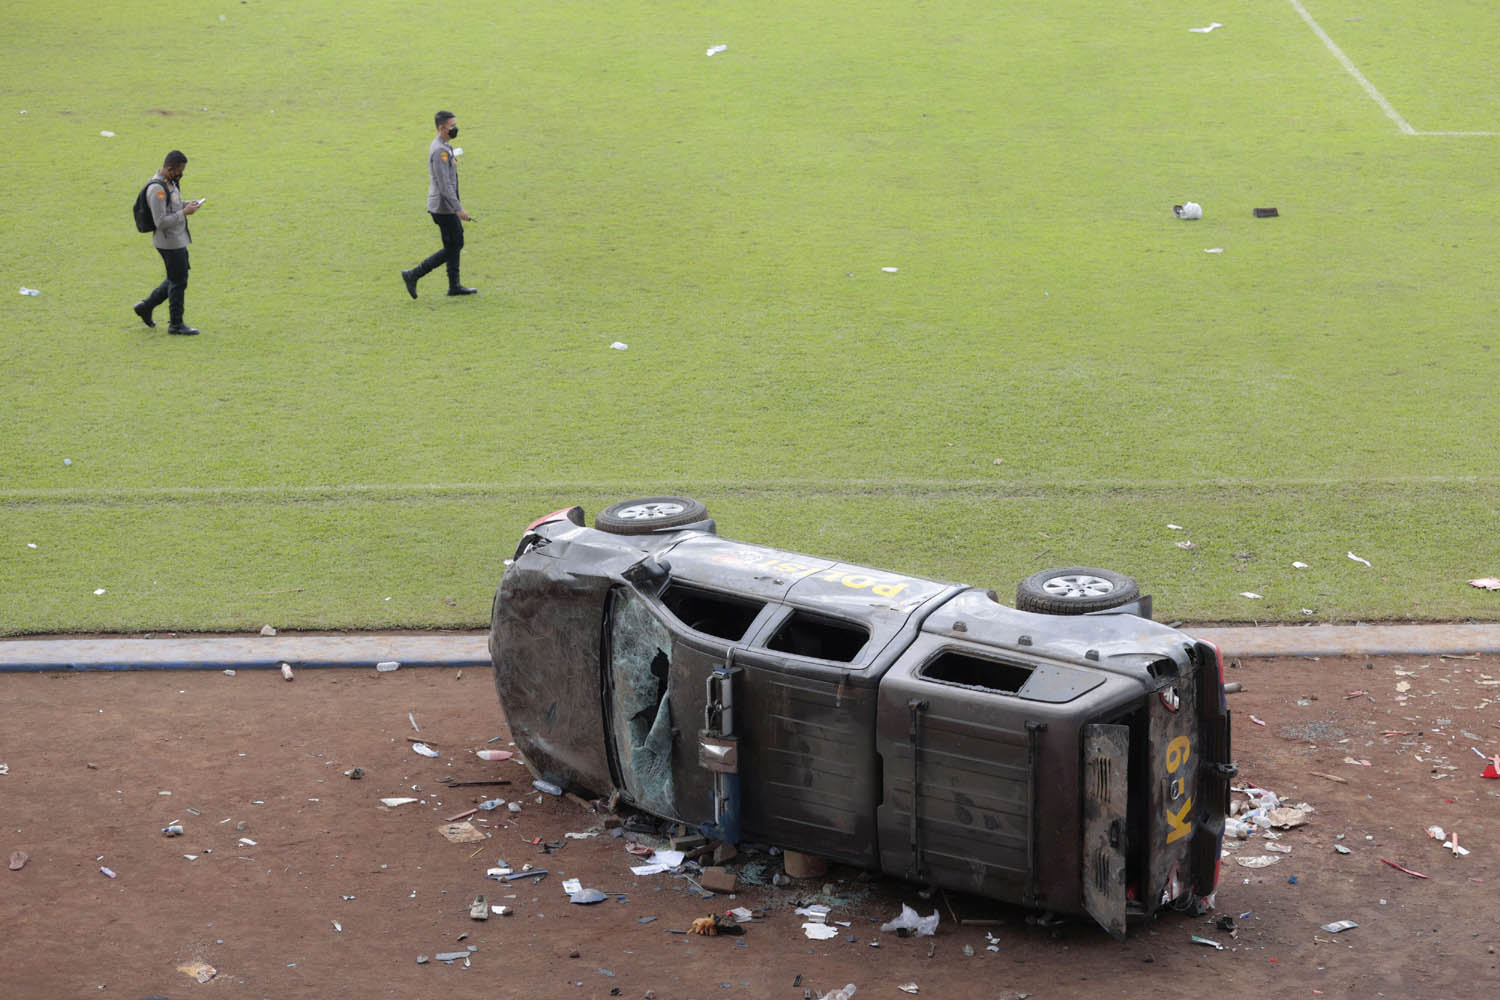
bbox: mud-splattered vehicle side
[489,497,1234,937]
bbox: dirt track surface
[3,656,1498,999]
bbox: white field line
[1286,0,1498,136]
[2,476,1497,505]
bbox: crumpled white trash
[1174,202,1203,220]
[880,903,939,937]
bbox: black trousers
[413,212,464,288]
[143,247,190,324]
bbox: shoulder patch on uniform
[441,151,449,161]
[156,190,166,199]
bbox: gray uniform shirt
[426,136,463,214]
[148,172,191,250]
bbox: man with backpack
[133,150,204,335]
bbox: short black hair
[434,110,455,128]
[163,150,188,168]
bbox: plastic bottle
[826,985,857,1000]
[532,779,562,796]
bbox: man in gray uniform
[133,150,204,335]
[401,110,476,298]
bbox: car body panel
[489,508,1233,936]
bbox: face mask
[447,126,459,139]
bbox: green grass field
[3,0,1498,634]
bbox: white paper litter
[1204,247,1224,254]
[706,44,728,56]
[1235,854,1281,868]
[1167,524,1183,530]
[93,588,106,596]
[609,341,628,350]
[880,903,939,937]
[412,743,439,758]
[1174,202,1203,219]
[1189,22,1223,33]
[100,130,116,137]
[802,922,839,940]
[1468,577,1500,591]
[1347,551,1372,567]
[1239,592,1262,599]
[1292,561,1309,569]
[380,797,418,807]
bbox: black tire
[596,495,709,535]
[1015,566,1140,615]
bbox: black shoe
[402,269,419,299]
[167,323,200,336]
[133,301,156,328]
[447,285,478,296]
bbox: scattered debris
[1321,920,1358,933]
[570,888,608,905]
[438,822,486,844]
[380,797,418,807]
[705,44,728,56]
[609,341,628,351]
[469,895,489,919]
[9,851,28,871]
[260,625,277,636]
[476,749,513,762]
[1309,771,1348,784]
[1469,577,1500,591]
[1292,561,1309,569]
[1249,715,1267,726]
[1347,552,1372,567]
[1253,208,1279,218]
[376,661,400,672]
[1379,858,1428,879]
[880,904,939,937]
[1173,202,1203,219]
[1190,935,1224,950]
[409,712,420,732]
[345,767,364,780]
[898,984,920,995]
[1239,592,1263,600]
[280,662,294,681]
[162,824,184,837]
[100,866,117,878]
[412,743,439,758]
[533,779,563,796]
[802,922,839,940]
[1189,22,1223,33]
[177,961,216,983]
[1334,845,1351,855]
[1235,855,1282,868]
[699,866,738,893]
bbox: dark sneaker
[133,301,156,328]
[447,285,478,296]
[167,323,200,336]
[402,269,419,299]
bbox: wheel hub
[1042,574,1116,599]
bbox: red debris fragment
[1379,858,1428,879]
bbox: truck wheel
[596,496,709,534]
[1015,567,1140,615]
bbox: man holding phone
[133,149,204,335]
[401,110,476,298]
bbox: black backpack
[132,178,169,233]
